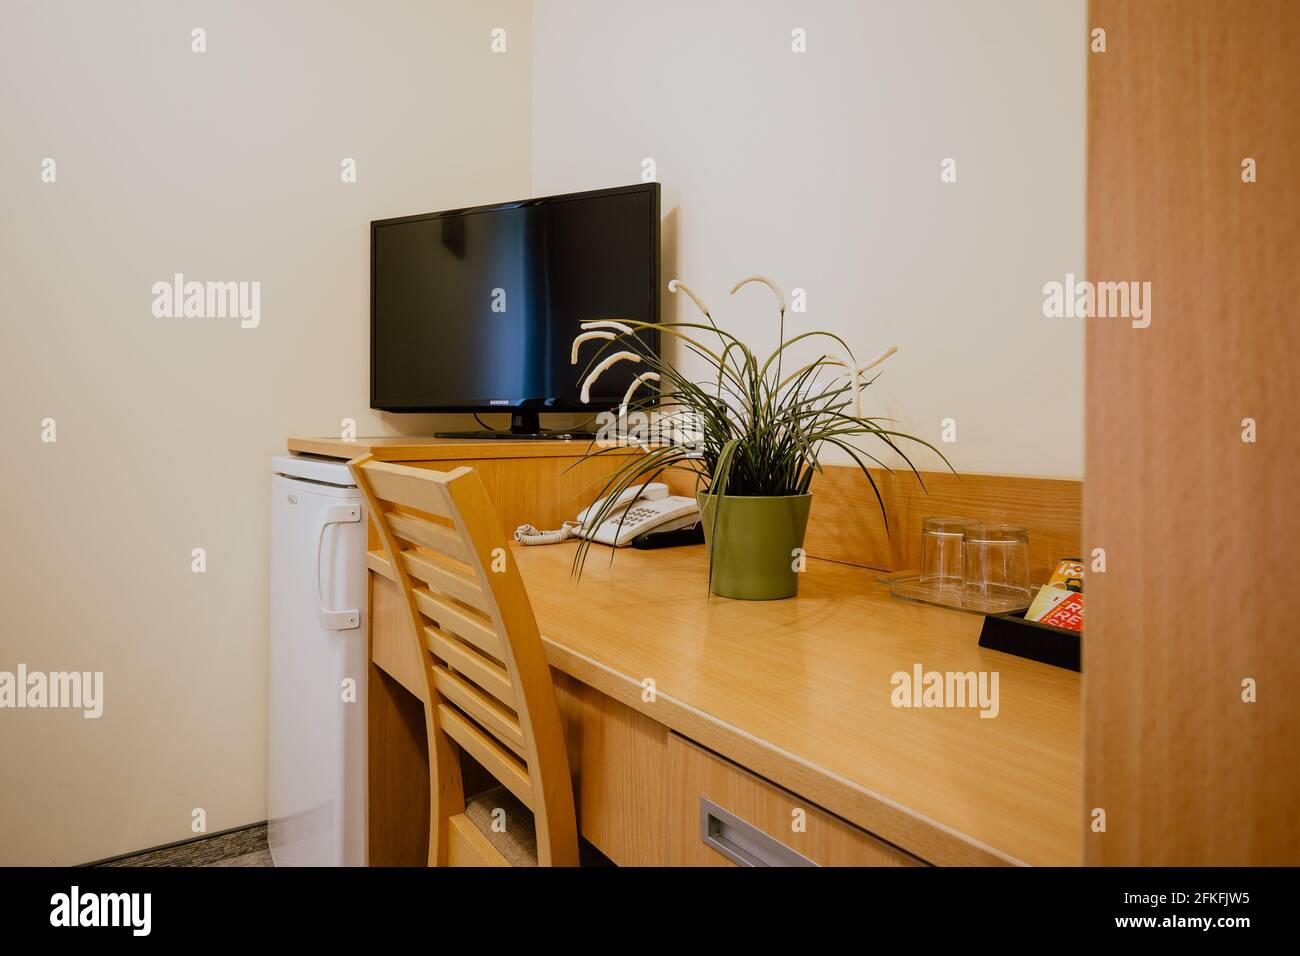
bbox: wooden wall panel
[804,466,1082,577]
[289,436,645,534]
[1085,0,1300,864]
[405,454,643,533]
[312,436,1080,577]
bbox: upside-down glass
[919,517,972,592]
[962,523,1031,602]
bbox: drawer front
[668,734,923,867]
[552,673,672,867]
[369,569,427,700]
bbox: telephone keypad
[622,507,656,525]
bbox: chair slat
[447,813,509,867]
[414,588,503,661]
[386,510,472,565]
[426,625,515,708]
[361,461,455,519]
[437,703,534,809]
[366,548,393,578]
[402,548,489,613]
[432,664,526,758]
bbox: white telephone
[576,482,700,547]
[514,482,700,548]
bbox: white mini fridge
[268,455,368,866]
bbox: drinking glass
[962,524,1031,602]
[919,517,971,592]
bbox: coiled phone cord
[513,520,583,546]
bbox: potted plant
[570,276,947,599]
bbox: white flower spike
[580,350,641,404]
[730,275,786,313]
[857,346,898,376]
[667,279,712,321]
[826,346,898,417]
[571,330,615,364]
[580,319,635,335]
[621,371,660,407]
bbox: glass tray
[879,571,1033,616]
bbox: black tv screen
[370,183,659,413]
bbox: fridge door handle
[315,503,362,630]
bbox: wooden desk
[288,435,1082,866]
[367,541,1082,867]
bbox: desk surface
[514,542,1083,866]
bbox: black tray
[978,609,1081,672]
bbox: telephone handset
[576,482,700,547]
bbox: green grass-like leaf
[567,301,955,582]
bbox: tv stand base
[435,411,594,441]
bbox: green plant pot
[697,493,813,600]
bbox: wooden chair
[349,456,579,866]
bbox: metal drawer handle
[700,797,817,867]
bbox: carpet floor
[97,823,273,867]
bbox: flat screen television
[370,183,659,437]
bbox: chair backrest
[349,456,578,866]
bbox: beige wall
[1,0,1085,867]
[532,0,1086,478]
[0,0,532,865]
